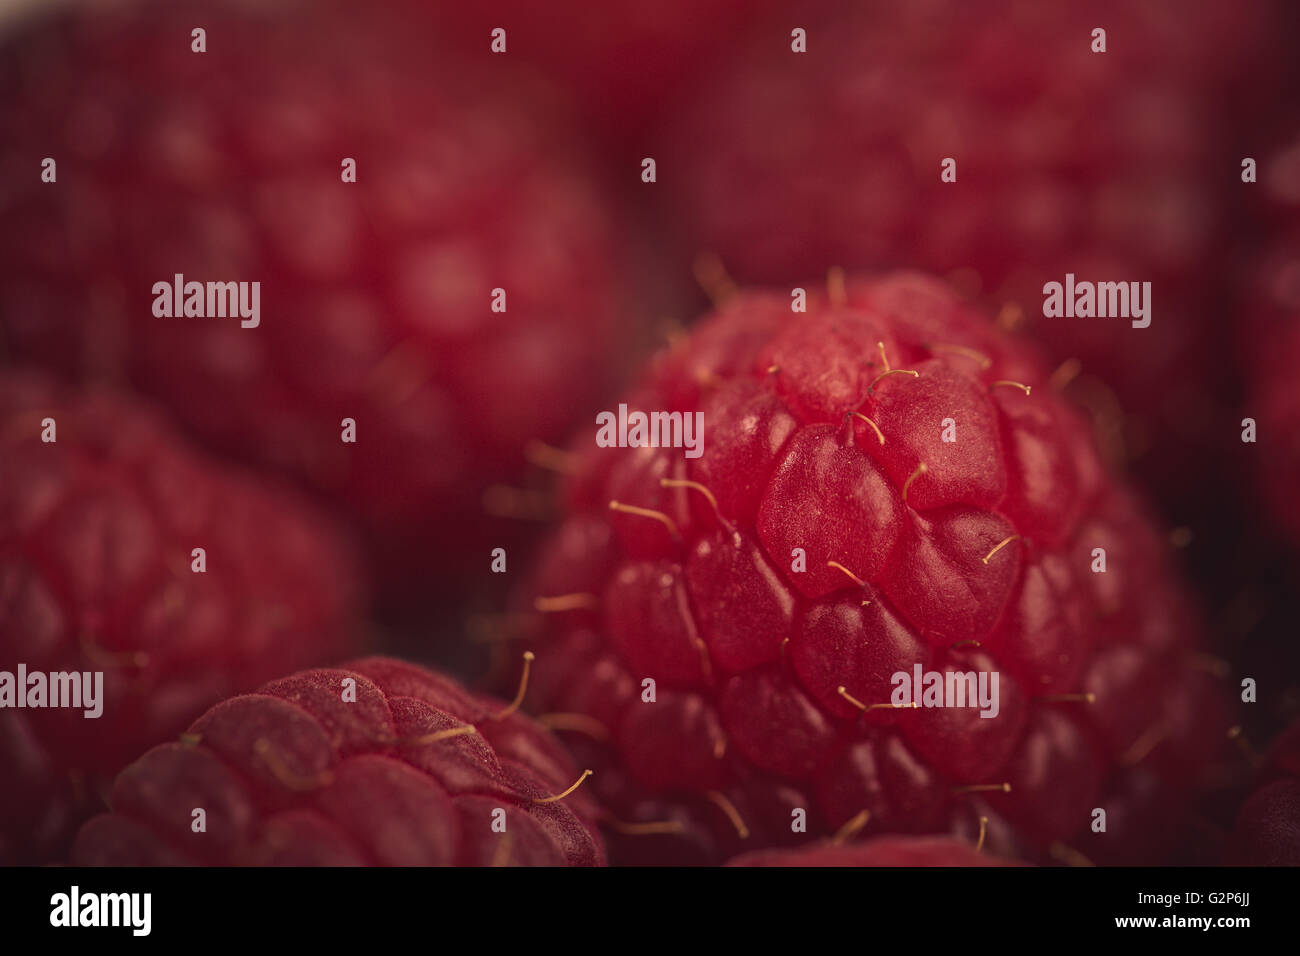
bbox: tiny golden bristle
[705,790,750,839]
[533,769,593,804]
[1038,692,1096,704]
[867,367,920,393]
[831,808,872,845]
[1049,358,1083,391]
[952,782,1011,795]
[1049,842,1095,868]
[605,818,688,836]
[533,593,599,613]
[902,462,928,504]
[253,738,335,791]
[609,500,681,541]
[491,651,535,720]
[850,411,886,445]
[537,713,612,742]
[826,560,867,589]
[837,685,868,712]
[981,535,1021,565]
[523,439,578,475]
[660,477,736,535]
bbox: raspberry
[1240,134,1300,544]
[515,272,1225,865]
[71,657,606,866]
[0,0,628,601]
[1226,720,1300,866]
[0,370,363,864]
[726,834,1016,867]
[1248,295,1300,545]
[663,0,1280,511]
[427,0,764,146]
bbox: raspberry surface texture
[1226,720,1300,866]
[0,0,628,599]
[72,657,606,866]
[516,272,1225,865]
[0,370,363,864]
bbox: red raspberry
[663,0,1279,510]
[1240,134,1300,544]
[426,0,766,146]
[727,834,1017,867]
[0,0,628,601]
[72,657,606,866]
[515,272,1225,865]
[0,370,363,863]
[1247,289,1300,544]
[1226,720,1300,866]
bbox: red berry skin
[663,0,1282,512]
[0,370,364,864]
[1227,781,1300,866]
[1226,720,1300,866]
[71,658,606,866]
[515,273,1225,865]
[0,0,630,602]
[726,835,1020,867]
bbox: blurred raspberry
[727,834,1018,867]
[1239,133,1300,545]
[513,273,1226,865]
[73,657,605,866]
[424,0,768,148]
[0,369,364,863]
[663,0,1284,516]
[1226,720,1300,865]
[0,0,633,605]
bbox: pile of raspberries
[1,0,1297,869]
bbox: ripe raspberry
[1240,134,1300,544]
[726,834,1016,867]
[1226,720,1300,866]
[515,272,1225,865]
[663,0,1278,510]
[72,657,606,866]
[0,370,363,864]
[0,0,628,601]
[426,0,765,146]
[1247,296,1300,545]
